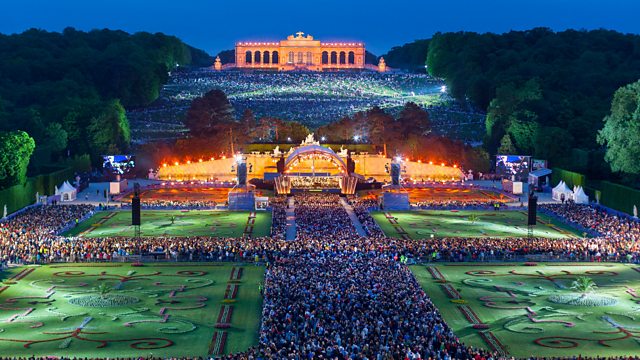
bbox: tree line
[423,28,640,178]
[0,28,211,189]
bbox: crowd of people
[122,199,219,209]
[128,69,485,143]
[294,193,359,241]
[234,254,485,359]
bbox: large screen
[496,155,530,181]
[102,155,135,175]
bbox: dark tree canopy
[381,39,430,72]
[423,28,640,173]
[597,80,640,175]
[0,131,36,188]
[0,28,210,176]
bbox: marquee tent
[55,181,77,202]
[552,181,572,202]
[573,186,589,204]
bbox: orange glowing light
[186,160,191,164]
[199,159,203,163]
[453,164,458,168]
[429,161,433,165]
[162,164,167,167]
[174,162,179,166]
[441,163,445,167]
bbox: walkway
[339,197,368,237]
[285,197,297,241]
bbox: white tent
[552,181,572,202]
[55,181,77,202]
[573,186,589,204]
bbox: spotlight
[174,162,179,166]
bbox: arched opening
[245,50,252,64]
[339,51,346,64]
[322,51,329,64]
[306,51,313,65]
[272,51,279,64]
[288,51,294,64]
[254,50,261,64]
[348,51,355,65]
[297,51,303,64]
[330,51,337,64]
[263,51,270,64]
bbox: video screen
[102,155,135,175]
[532,159,548,171]
[496,155,530,181]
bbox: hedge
[595,181,640,216]
[551,167,587,189]
[0,155,91,215]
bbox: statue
[301,133,320,146]
[634,205,638,219]
[35,192,40,203]
[214,56,222,71]
[273,145,281,157]
[338,145,348,157]
[378,57,387,72]
[2,205,6,219]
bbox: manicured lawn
[64,210,272,238]
[372,210,580,239]
[411,263,640,358]
[0,263,263,357]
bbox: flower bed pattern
[427,266,446,281]
[215,305,233,328]
[441,284,461,299]
[209,331,228,355]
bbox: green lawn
[372,210,580,239]
[0,263,263,357]
[64,210,272,238]
[411,263,640,358]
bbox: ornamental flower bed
[524,262,538,266]
[215,305,233,328]
[441,284,461,299]
[131,261,144,267]
[427,266,446,281]
[224,284,239,300]
[229,267,243,281]
[209,331,228,355]
[458,305,482,324]
[479,331,507,355]
[69,294,140,307]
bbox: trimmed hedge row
[0,155,91,215]
[552,167,640,215]
[551,167,587,190]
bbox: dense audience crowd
[240,254,485,359]
[122,199,219,209]
[294,193,359,241]
[128,70,485,142]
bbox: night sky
[1,0,638,56]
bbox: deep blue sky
[1,0,638,55]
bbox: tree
[183,89,235,136]
[597,80,640,175]
[87,100,130,156]
[571,276,597,295]
[95,283,113,299]
[0,131,36,188]
[497,134,516,154]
